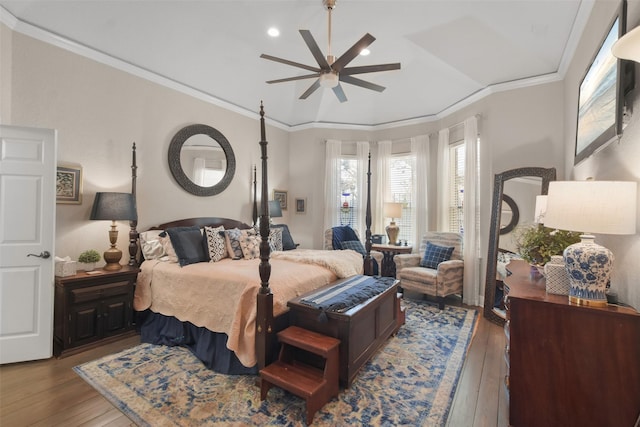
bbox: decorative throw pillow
[271,224,296,250]
[204,225,227,262]
[225,228,256,259]
[340,240,366,257]
[267,227,283,252]
[139,230,166,260]
[420,241,455,269]
[240,230,261,260]
[166,226,209,267]
[159,232,179,263]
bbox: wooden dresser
[503,260,640,427]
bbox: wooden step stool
[260,326,340,425]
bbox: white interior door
[0,125,56,364]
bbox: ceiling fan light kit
[260,0,400,102]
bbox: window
[388,154,415,243]
[338,157,359,229]
[449,142,465,234]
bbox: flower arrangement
[78,249,101,264]
[515,223,581,266]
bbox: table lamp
[384,202,402,245]
[90,192,138,271]
[544,181,637,307]
[268,200,282,223]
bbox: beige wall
[8,3,639,310]
[562,1,640,310]
[5,28,290,262]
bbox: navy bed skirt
[137,310,258,375]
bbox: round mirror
[499,194,519,235]
[168,124,236,196]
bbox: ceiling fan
[260,0,401,103]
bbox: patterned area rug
[74,299,477,426]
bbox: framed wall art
[273,189,288,210]
[295,197,307,214]
[575,0,633,164]
[56,164,83,204]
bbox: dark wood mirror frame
[168,124,236,196]
[484,166,556,325]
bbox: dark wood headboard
[148,217,252,231]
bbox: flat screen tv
[575,0,634,165]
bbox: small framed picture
[273,189,288,210]
[56,164,83,204]
[295,198,307,214]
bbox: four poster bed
[129,104,400,376]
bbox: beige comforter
[134,249,363,367]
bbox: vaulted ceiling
[0,1,590,128]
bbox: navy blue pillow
[332,226,359,250]
[420,242,455,269]
[340,240,366,256]
[166,226,209,267]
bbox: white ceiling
[0,0,590,128]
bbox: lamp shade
[384,202,402,219]
[90,192,137,221]
[544,181,637,235]
[268,200,282,218]
[612,25,640,62]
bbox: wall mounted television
[575,0,634,165]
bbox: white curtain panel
[323,139,342,231]
[436,129,450,231]
[375,140,392,235]
[463,116,480,306]
[356,141,370,239]
[411,135,430,248]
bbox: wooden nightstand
[371,243,413,277]
[54,265,139,358]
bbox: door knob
[27,251,51,259]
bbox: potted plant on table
[515,223,581,274]
[78,249,101,271]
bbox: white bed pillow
[204,225,227,262]
[160,233,179,263]
[139,230,166,260]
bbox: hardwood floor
[0,306,507,427]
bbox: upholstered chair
[394,232,463,309]
[323,226,383,268]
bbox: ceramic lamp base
[563,235,612,307]
[386,222,399,246]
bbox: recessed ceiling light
[267,27,280,37]
[360,48,370,56]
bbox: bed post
[363,151,374,276]
[256,102,274,371]
[129,142,139,266]
[252,165,258,226]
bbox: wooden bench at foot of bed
[287,276,405,388]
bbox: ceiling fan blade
[299,79,321,99]
[260,54,320,73]
[331,33,376,72]
[341,63,401,76]
[340,75,386,92]
[299,30,331,69]
[332,84,348,103]
[266,73,320,84]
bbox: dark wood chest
[287,277,404,387]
